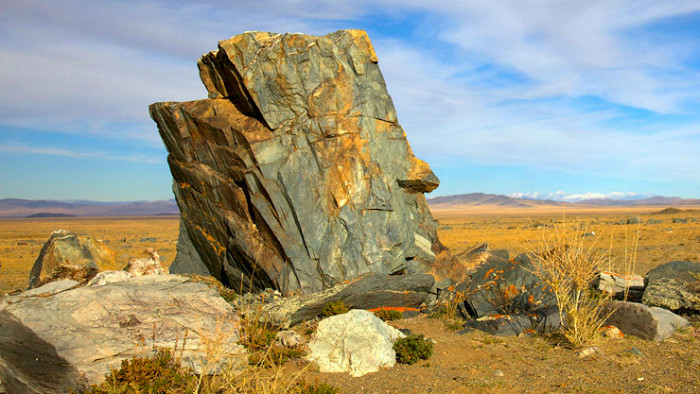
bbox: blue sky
[1,1,699,201]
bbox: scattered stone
[642,260,700,312]
[275,330,305,348]
[150,30,443,295]
[577,346,600,359]
[262,273,434,328]
[124,250,166,276]
[581,231,596,237]
[594,271,645,302]
[139,237,157,242]
[494,370,505,377]
[625,346,644,357]
[1,275,246,384]
[602,325,624,338]
[646,219,662,225]
[672,218,687,224]
[626,216,641,225]
[306,310,404,377]
[604,301,690,342]
[27,230,119,289]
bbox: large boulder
[0,275,246,386]
[642,260,700,312]
[27,229,119,289]
[604,301,690,342]
[150,30,442,295]
[306,309,404,377]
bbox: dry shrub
[525,219,620,348]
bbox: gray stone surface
[150,30,443,295]
[261,273,433,328]
[642,260,700,312]
[169,217,210,276]
[0,275,246,385]
[595,271,645,302]
[0,310,88,394]
[605,301,690,341]
[306,309,404,377]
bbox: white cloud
[510,191,652,202]
[0,144,161,164]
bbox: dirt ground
[294,313,700,393]
[0,207,699,392]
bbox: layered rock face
[150,30,442,294]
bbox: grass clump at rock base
[393,334,433,365]
[86,349,196,393]
[322,300,348,317]
[373,308,403,321]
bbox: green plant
[238,304,278,351]
[248,345,305,366]
[86,349,196,393]
[322,300,348,317]
[373,308,403,321]
[393,334,433,365]
[446,320,464,331]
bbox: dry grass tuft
[525,219,620,349]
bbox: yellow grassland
[1,205,699,293]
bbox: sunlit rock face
[150,30,442,294]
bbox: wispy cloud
[0,144,161,164]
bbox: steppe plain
[1,205,699,392]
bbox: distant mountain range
[1,193,698,218]
[0,199,179,218]
[427,193,700,208]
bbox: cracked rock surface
[151,30,442,294]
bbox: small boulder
[124,251,166,276]
[594,271,645,302]
[306,309,404,377]
[604,301,690,342]
[642,260,700,312]
[275,330,304,348]
[27,230,118,289]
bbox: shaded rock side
[27,229,119,289]
[306,309,404,377]
[642,260,700,312]
[0,310,88,394]
[169,217,210,276]
[1,275,246,385]
[150,30,442,294]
